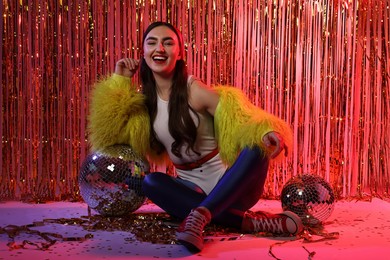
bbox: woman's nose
[156,42,165,52]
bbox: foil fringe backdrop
[1,0,389,201]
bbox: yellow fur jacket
[88,74,293,166]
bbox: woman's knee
[241,146,269,164]
[142,172,167,194]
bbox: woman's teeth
[153,56,167,61]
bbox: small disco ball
[79,145,149,216]
[281,174,335,226]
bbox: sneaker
[176,207,211,252]
[242,210,303,235]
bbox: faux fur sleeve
[213,86,293,166]
[88,74,151,157]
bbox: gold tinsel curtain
[1,0,389,201]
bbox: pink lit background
[1,0,390,259]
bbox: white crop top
[153,76,227,194]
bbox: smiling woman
[88,21,301,253]
[143,26,182,80]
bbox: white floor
[1,198,390,260]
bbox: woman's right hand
[115,58,139,78]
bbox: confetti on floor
[1,198,390,260]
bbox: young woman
[89,21,303,252]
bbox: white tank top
[153,76,227,194]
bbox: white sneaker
[176,207,211,252]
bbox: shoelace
[252,216,284,233]
[182,210,208,235]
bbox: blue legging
[142,147,269,229]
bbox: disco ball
[281,174,335,226]
[79,145,149,216]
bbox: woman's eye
[164,41,174,46]
[146,41,156,45]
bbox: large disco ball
[79,145,150,216]
[281,174,335,226]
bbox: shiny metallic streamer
[1,0,389,201]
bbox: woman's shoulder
[187,76,219,115]
[187,74,196,86]
[188,76,215,97]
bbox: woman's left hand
[262,131,287,159]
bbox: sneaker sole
[281,211,304,235]
[176,232,204,252]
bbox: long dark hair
[140,21,199,158]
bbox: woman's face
[143,25,182,78]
